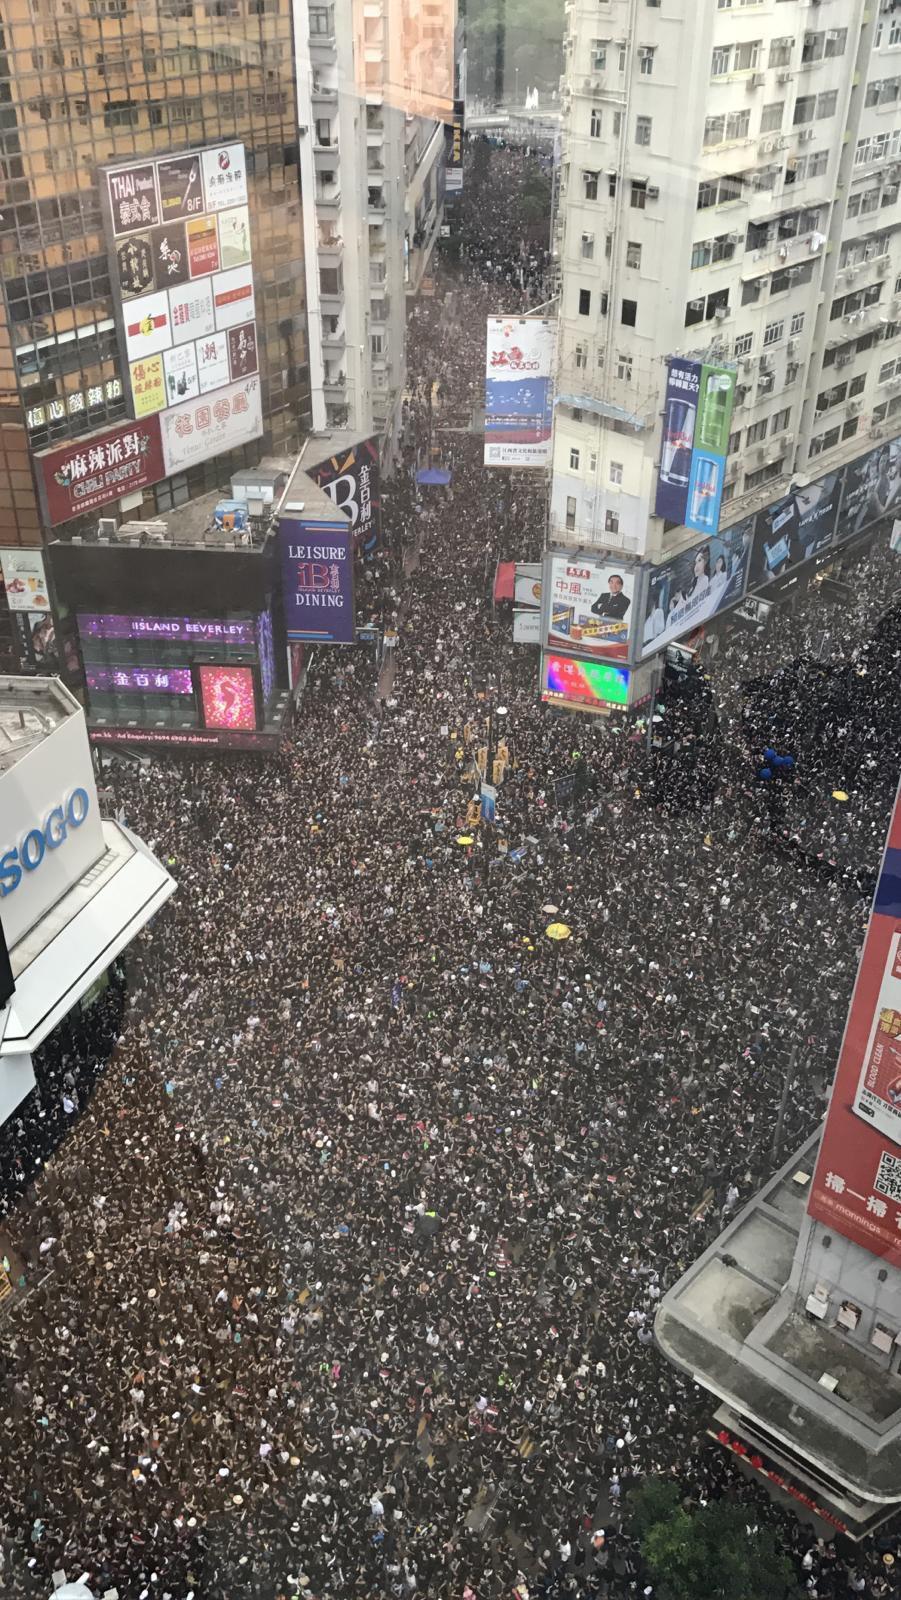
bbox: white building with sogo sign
[0,678,175,1128]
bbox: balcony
[323,369,347,398]
[311,79,338,106]
[321,321,346,352]
[367,188,386,213]
[315,184,341,213]
[314,143,339,172]
[370,295,389,322]
[317,233,343,259]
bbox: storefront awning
[494,561,516,603]
[0,821,175,1057]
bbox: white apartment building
[551,0,901,560]
[295,0,449,461]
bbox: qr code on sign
[875,1150,901,1204]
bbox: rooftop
[656,1130,901,1503]
[0,677,79,777]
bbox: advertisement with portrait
[655,357,736,535]
[305,437,382,555]
[540,652,631,713]
[807,784,901,1257]
[36,417,167,527]
[279,518,355,645]
[640,518,753,658]
[159,377,263,478]
[749,469,843,590]
[841,438,901,540]
[484,318,556,468]
[543,554,636,663]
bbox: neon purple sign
[86,664,194,696]
[77,612,255,645]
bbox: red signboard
[36,417,166,526]
[808,783,901,1257]
[712,1430,849,1534]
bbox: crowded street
[1,143,901,1600]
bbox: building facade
[0,0,314,672]
[552,0,901,559]
[295,0,449,462]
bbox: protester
[0,141,899,1600]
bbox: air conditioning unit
[97,517,117,537]
[782,432,795,445]
[848,399,863,414]
[889,376,901,391]
[646,184,660,199]
[749,72,766,88]
[759,353,771,371]
[786,338,797,355]
[714,305,729,321]
[777,70,793,84]
[797,128,815,143]
[743,358,755,372]
[835,352,852,367]
[755,446,767,462]
[871,425,885,438]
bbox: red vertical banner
[808,783,901,1257]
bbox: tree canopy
[628,1480,802,1600]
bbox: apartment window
[565,496,577,532]
[685,297,705,326]
[865,78,901,108]
[790,311,805,336]
[728,109,751,139]
[581,232,595,259]
[600,292,609,316]
[760,102,784,134]
[793,95,815,126]
[727,429,742,454]
[769,37,792,68]
[742,279,762,306]
[621,298,637,327]
[605,232,614,259]
[745,460,783,490]
[763,319,784,346]
[631,181,647,209]
[591,41,607,70]
[843,416,859,441]
[704,115,726,148]
[570,447,581,470]
[619,45,628,71]
[848,373,866,397]
[574,342,588,370]
[734,332,753,357]
[809,150,829,178]
[613,110,623,137]
[639,48,655,76]
[697,179,719,210]
[891,19,901,46]
[610,461,623,484]
[626,240,642,269]
[584,170,599,201]
[309,6,332,32]
[589,452,598,472]
[590,107,603,137]
[770,408,791,434]
[691,239,712,270]
[104,99,140,128]
[605,510,620,534]
[617,353,633,381]
[816,381,846,412]
[816,90,838,119]
[608,173,618,198]
[579,288,592,315]
[711,46,731,77]
[717,0,732,7]
[635,116,652,147]
[735,40,762,71]
[746,419,767,445]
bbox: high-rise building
[295,0,450,460]
[551,0,901,560]
[0,0,314,672]
[657,782,901,1540]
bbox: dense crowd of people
[1,141,900,1600]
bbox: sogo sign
[1,789,92,899]
[0,711,106,948]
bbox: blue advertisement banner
[655,358,701,524]
[280,518,355,645]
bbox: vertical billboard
[445,99,464,195]
[102,143,261,481]
[305,437,382,556]
[280,518,355,645]
[198,664,258,731]
[655,358,736,536]
[640,517,753,657]
[543,554,636,663]
[0,549,50,614]
[808,784,901,1257]
[748,469,842,590]
[484,318,556,468]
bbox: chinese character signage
[305,436,382,555]
[86,664,195,695]
[808,784,901,1257]
[543,555,636,663]
[36,417,166,526]
[655,357,736,535]
[103,143,258,464]
[279,518,355,645]
[159,377,262,478]
[484,318,556,468]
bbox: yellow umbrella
[832,790,849,802]
[545,922,571,941]
[456,834,474,846]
